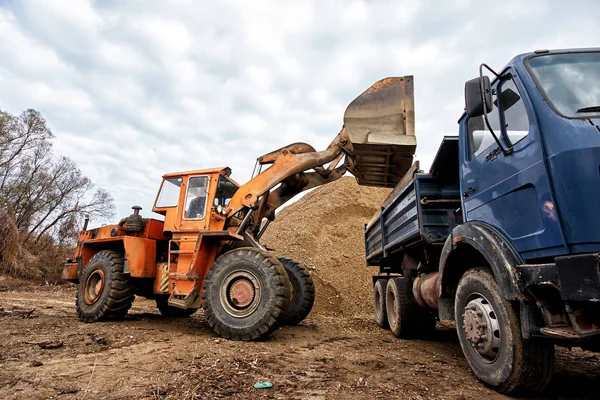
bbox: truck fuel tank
[344,76,416,188]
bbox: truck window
[155,177,182,208]
[184,176,209,220]
[498,78,529,146]
[467,76,529,159]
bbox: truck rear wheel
[374,279,389,329]
[155,295,198,318]
[277,257,315,326]
[76,250,135,322]
[202,248,290,341]
[386,275,435,338]
[455,268,555,394]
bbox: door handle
[463,187,476,198]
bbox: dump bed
[364,137,461,266]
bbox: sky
[0,0,598,221]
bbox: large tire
[155,295,198,318]
[455,268,555,394]
[76,250,135,322]
[201,248,290,341]
[386,274,436,338]
[278,257,315,326]
[374,279,389,329]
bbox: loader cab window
[155,177,182,208]
[184,176,209,220]
[214,175,238,208]
[468,76,529,159]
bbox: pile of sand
[262,177,390,317]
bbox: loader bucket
[344,76,416,188]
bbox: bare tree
[0,108,115,279]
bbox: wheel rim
[84,269,105,305]
[220,270,262,318]
[462,292,501,363]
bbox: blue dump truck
[365,48,600,394]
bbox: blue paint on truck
[365,48,600,394]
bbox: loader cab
[152,167,239,234]
[460,48,600,262]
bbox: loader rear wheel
[278,257,315,326]
[374,279,389,329]
[155,295,198,318]
[386,274,435,338]
[455,268,554,394]
[202,248,290,341]
[76,250,135,322]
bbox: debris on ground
[253,381,273,389]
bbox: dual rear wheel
[373,271,436,338]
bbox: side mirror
[465,76,492,118]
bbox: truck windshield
[527,52,600,118]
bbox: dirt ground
[1,283,600,400]
[2,178,599,399]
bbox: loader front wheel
[76,250,135,322]
[202,248,290,341]
[278,257,315,326]
[155,295,198,318]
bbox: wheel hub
[462,295,501,362]
[229,278,255,308]
[84,270,105,305]
[220,270,262,318]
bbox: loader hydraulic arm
[225,127,356,223]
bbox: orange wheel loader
[63,77,417,340]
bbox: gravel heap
[262,176,390,317]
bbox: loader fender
[438,221,524,302]
[81,236,156,278]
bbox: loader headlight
[216,205,223,214]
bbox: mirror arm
[478,63,513,156]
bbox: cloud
[0,0,599,222]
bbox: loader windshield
[214,175,238,208]
[527,51,600,118]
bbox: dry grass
[0,211,70,284]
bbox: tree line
[0,109,115,282]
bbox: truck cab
[367,48,600,394]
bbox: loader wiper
[576,106,600,113]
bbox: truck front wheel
[202,248,290,341]
[455,268,555,394]
[76,250,136,322]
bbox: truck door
[460,69,566,260]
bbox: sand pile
[262,177,390,317]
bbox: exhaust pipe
[412,272,440,309]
